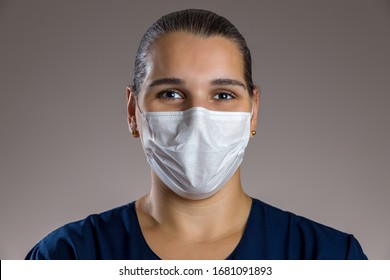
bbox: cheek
[238,97,254,112]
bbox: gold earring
[251,130,256,136]
[131,128,139,137]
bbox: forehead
[146,31,245,81]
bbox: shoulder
[250,198,367,259]
[26,202,137,260]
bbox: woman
[26,9,367,260]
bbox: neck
[137,168,252,243]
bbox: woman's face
[128,31,259,134]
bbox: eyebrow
[147,78,184,90]
[147,77,247,90]
[210,78,247,90]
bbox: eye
[212,92,235,100]
[157,90,183,99]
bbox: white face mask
[141,107,251,200]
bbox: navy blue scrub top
[26,198,367,260]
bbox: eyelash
[212,92,236,101]
[156,90,183,99]
[156,90,236,101]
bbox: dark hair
[131,9,255,96]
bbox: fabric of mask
[141,107,251,200]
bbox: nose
[185,94,212,111]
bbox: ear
[126,86,139,138]
[250,86,260,137]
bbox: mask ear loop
[134,95,144,114]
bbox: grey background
[0,0,389,259]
